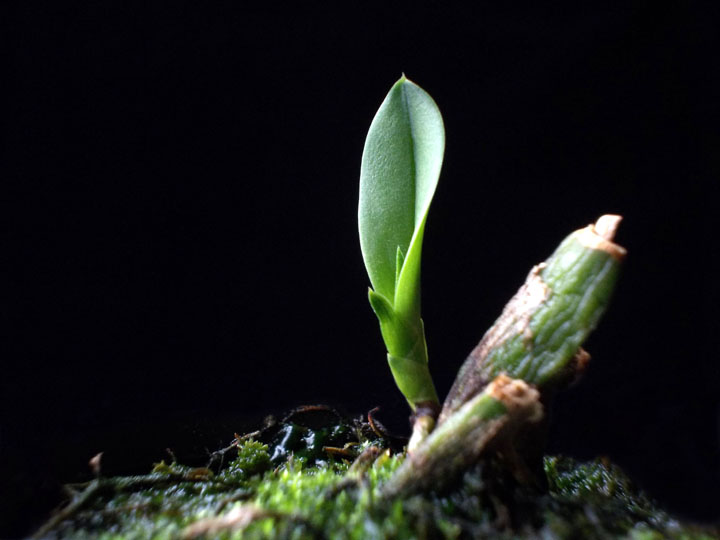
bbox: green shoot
[359,76,444,411]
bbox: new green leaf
[359,75,444,307]
[359,76,445,409]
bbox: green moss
[218,440,272,482]
[39,426,718,539]
[541,456,705,539]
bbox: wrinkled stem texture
[440,215,625,422]
[387,216,625,495]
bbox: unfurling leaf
[359,76,444,409]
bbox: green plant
[360,77,627,454]
[359,75,444,414]
[33,77,719,540]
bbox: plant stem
[387,216,625,495]
[440,215,625,423]
[382,375,542,498]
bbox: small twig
[32,479,104,539]
[78,501,160,521]
[33,469,239,537]
[206,436,240,470]
[214,490,254,514]
[237,429,262,442]
[367,407,385,438]
[347,445,382,475]
[354,407,407,450]
[323,442,359,460]
[181,504,322,539]
[206,429,264,470]
[109,471,219,491]
[281,404,342,424]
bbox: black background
[5,3,719,536]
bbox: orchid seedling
[359,77,625,456]
[359,76,444,434]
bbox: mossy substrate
[38,411,717,539]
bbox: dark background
[5,3,719,536]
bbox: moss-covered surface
[38,411,718,539]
